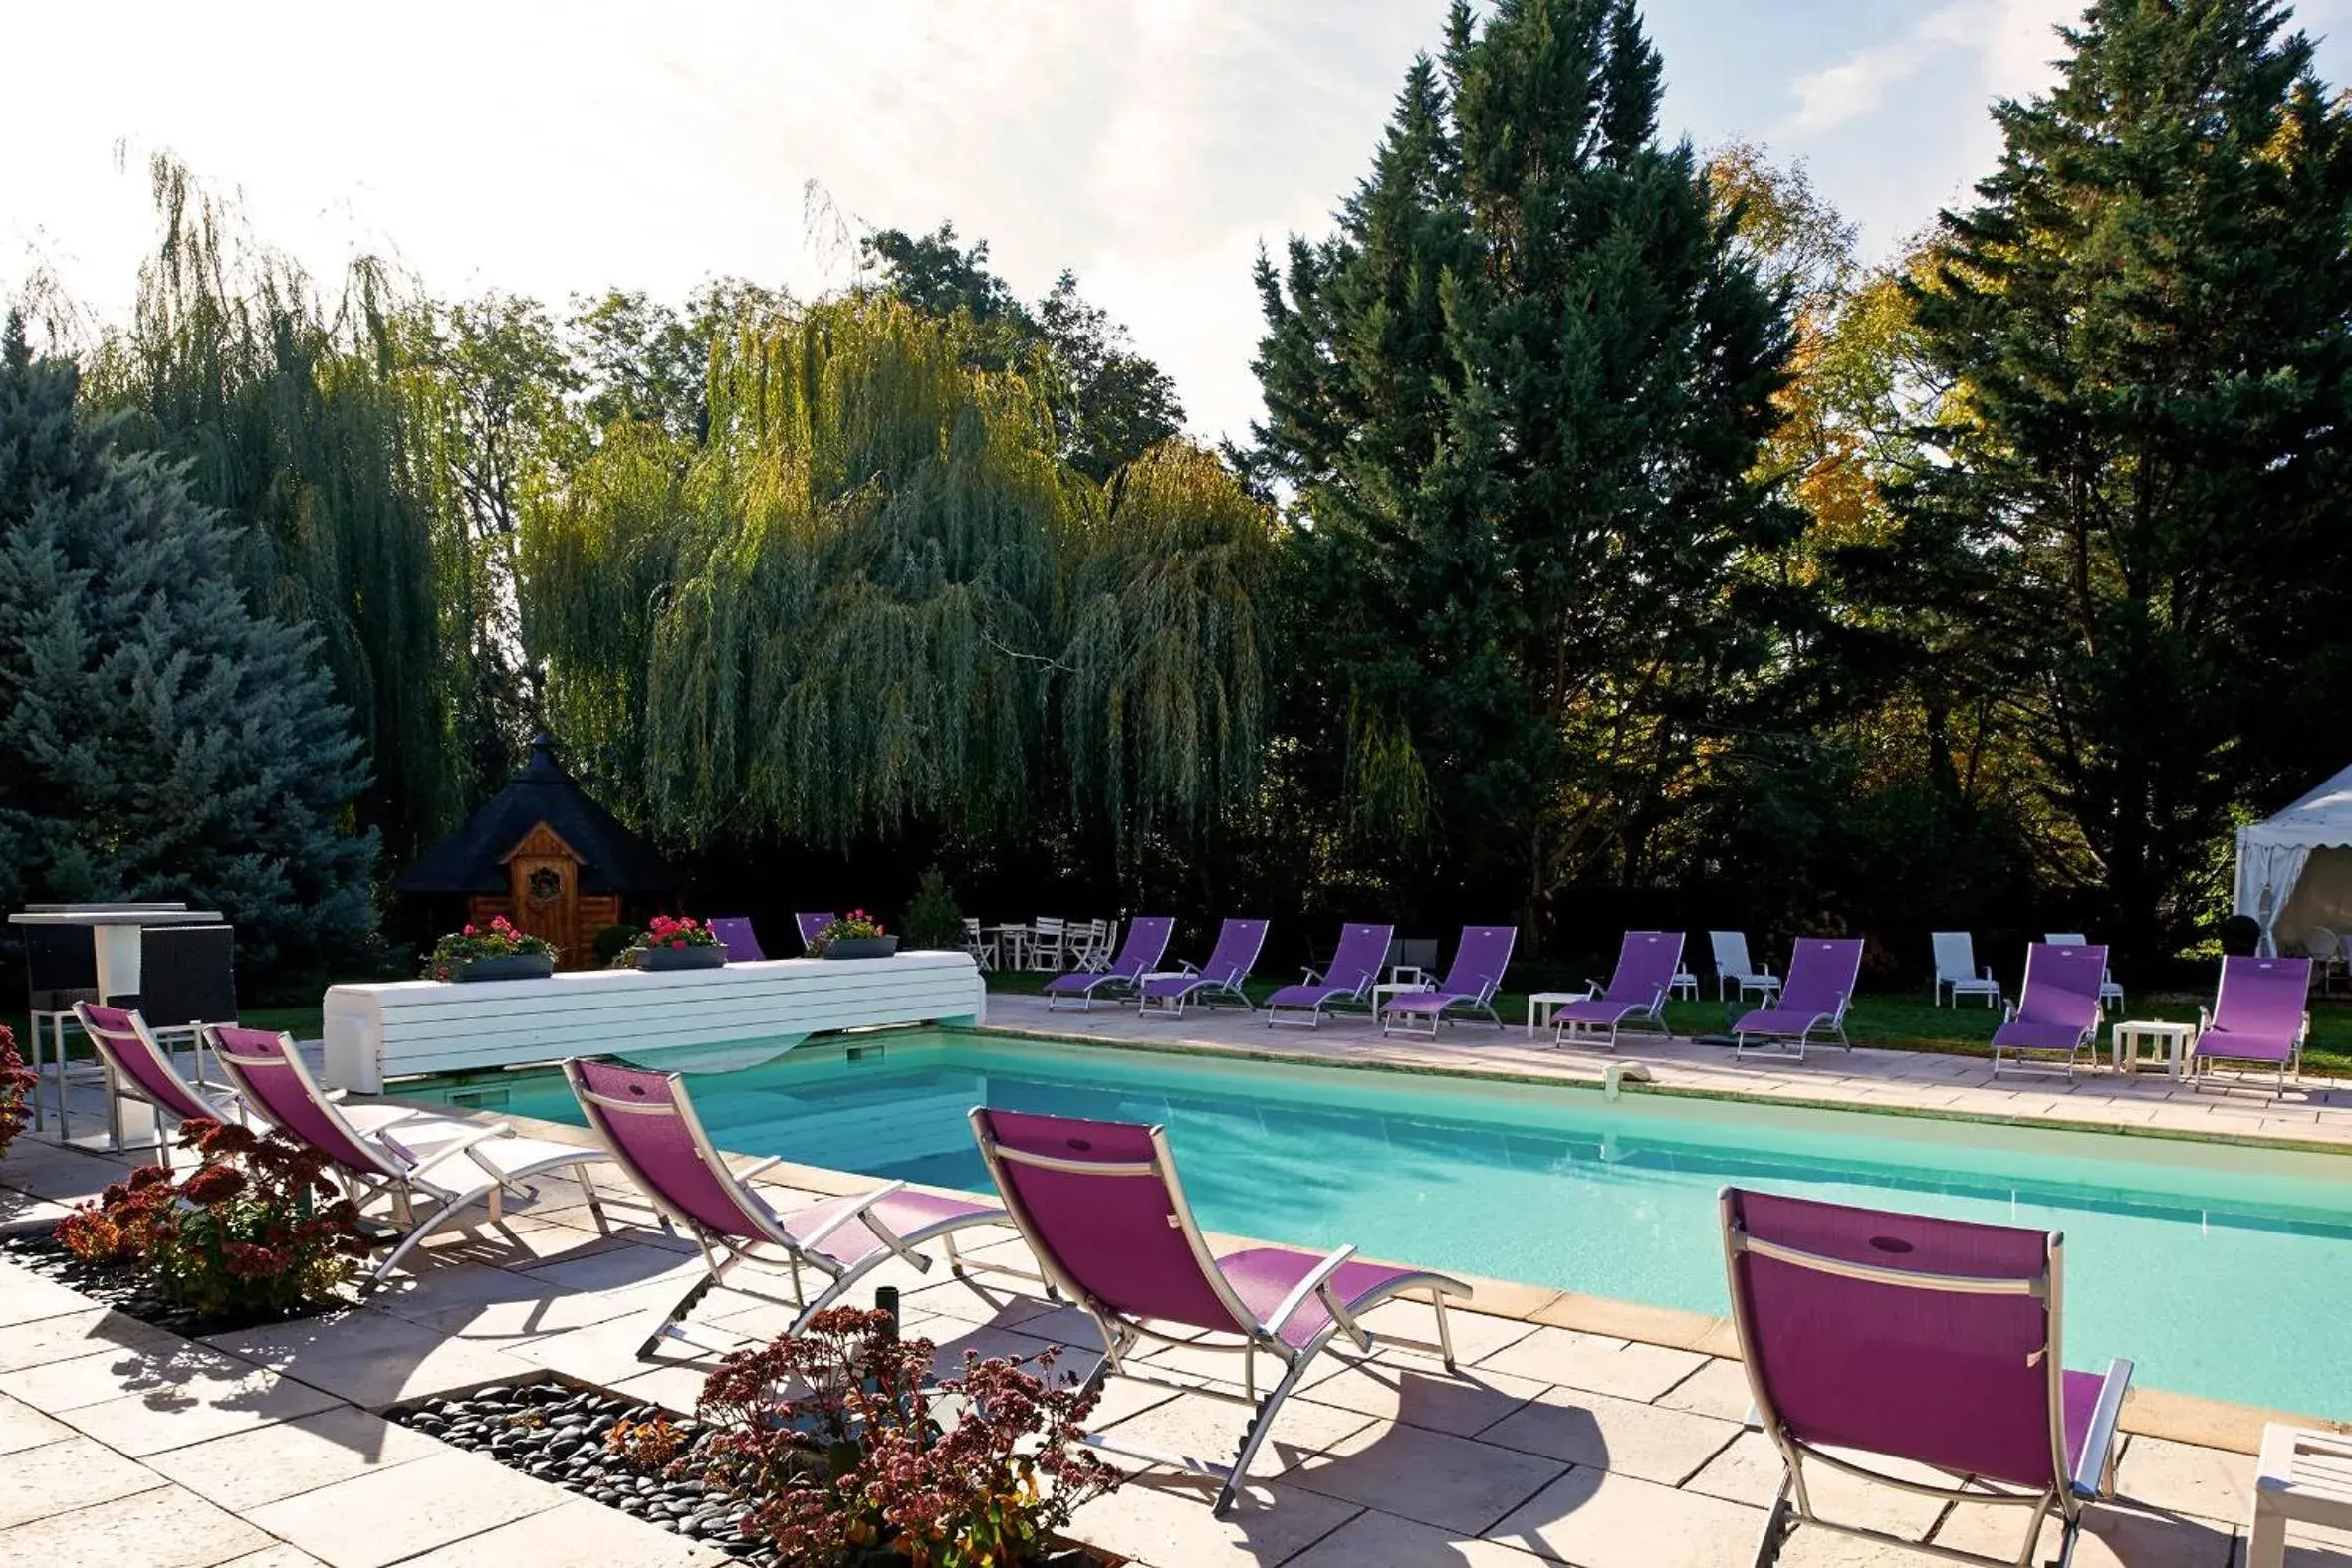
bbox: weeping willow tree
[526,294,1271,867]
[85,157,457,855]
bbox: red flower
[179,1165,249,1207]
[223,1242,286,1278]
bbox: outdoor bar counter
[322,953,987,1092]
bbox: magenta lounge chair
[1381,925,1517,1037]
[1044,915,1174,1011]
[1551,931,1684,1050]
[794,912,835,953]
[707,917,764,963]
[567,1059,1018,1357]
[1723,1187,2131,1568]
[1137,918,1269,1019]
[208,1025,612,1288]
[2189,955,2311,1099]
[71,1002,246,1162]
[1265,921,1393,1028]
[1733,939,1865,1063]
[1991,943,2107,1078]
[970,1107,1470,1516]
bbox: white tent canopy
[2235,762,2352,956]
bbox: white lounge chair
[1932,932,2002,1008]
[1709,931,1782,1005]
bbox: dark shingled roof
[395,735,677,896]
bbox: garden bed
[384,1377,1116,1566]
[0,1229,353,1338]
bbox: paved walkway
[3,1122,2347,1566]
[980,994,2352,1151]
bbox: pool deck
[978,993,2352,1153]
[3,1036,2349,1567]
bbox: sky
[7,0,2352,446]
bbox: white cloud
[1784,0,2076,133]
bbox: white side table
[2111,1019,2195,1078]
[2249,1424,2352,1568]
[1527,991,1588,1038]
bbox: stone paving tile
[373,1264,685,1342]
[2119,1435,2257,1527]
[1293,1357,1546,1439]
[0,1390,76,1456]
[1283,1419,1568,1535]
[217,1548,334,1568]
[1091,1385,1377,1479]
[1474,1323,1710,1402]
[1684,1430,1950,1541]
[0,1435,167,1528]
[0,1478,272,1567]
[606,1360,716,1415]
[1490,1464,1769,1568]
[245,1446,565,1568]
[2231,1520,2352,1567]
[1478,1384,1744,1485]
[143,1404,443,1512]
[389,1496,730,1566]
[0,1263,99,1329]
[0,1340,268,1413]
[404,1213,639,1268]
[1282,1506,1555,1566]
[204,1306,545,1408]
[1935,1496,2238,1567]
[1060,1467,1363,1568]
[1351,1297,1540,1364]
[0,1304,181,1373]
[60,1366,346,1458]
[1654,1356,1756,1422]
[513,1241,702,1295]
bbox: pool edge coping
[956,1019,2352,1161]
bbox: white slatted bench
[323,954,987,1092]
[2250,1425,2352,1568]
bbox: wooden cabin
[395,735,678,968]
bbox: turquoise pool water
[404,1032,2352,1417]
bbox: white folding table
[9,906,225,1130]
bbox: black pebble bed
[383,1380,778,1562]
[385,1377,1106,1566]
[0,1231,344,1337]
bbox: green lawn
[982,970,2352,1076]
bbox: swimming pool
[402,1030,2352,1417]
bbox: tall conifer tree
[1251,0,1791,927]
[1899,0,2352,950]
[0,314,377,976]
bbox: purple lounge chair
[1044,915,1175,1011]
[2189,955,2311,1099]
[1265,922,1393,1028]
[1733,939,1865,1063]
[566,1059,1018,1357]
[207,1025,612,1288]
[707,917,764,963]
[1380,925,1517,1037]
[1723,1187,2131,1568]
[1551,931,1684,1050]
[794,912,835,953]
[970,1107,1470,1516]
[1137,918,1269,1019]
[1991,942,2107,1078]
[71,1002,245,1162]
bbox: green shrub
[900,867,964,950]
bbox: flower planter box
[636,945,727,972]
[820,936,900,960]
[450,954,556,983]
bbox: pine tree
[0,313,378,978]
[1250,0,1792,928]
[1900,0,2352,952]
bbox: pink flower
[462,924,476,936]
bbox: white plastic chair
[2307,927,2346,996]
[961,918,997,970]
[1932,932,2002,1008]
[1709,931,1781,1004]
[1028,917,1067,972]
[2044,933,2124,1013]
